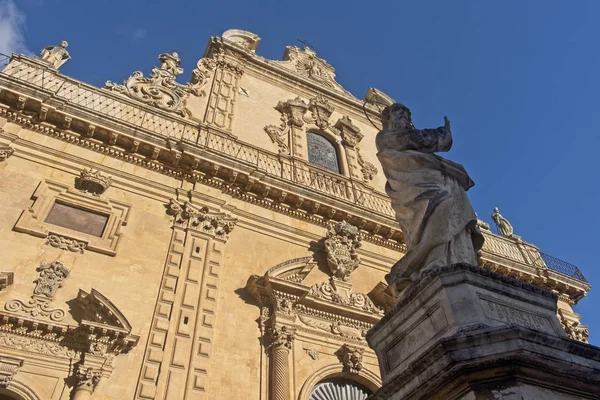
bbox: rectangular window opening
[45,202,109,238]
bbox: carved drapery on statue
[105,52,199,117]
[38,41,70,69]
[376,103,484,293]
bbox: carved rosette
[324,221,361,281]
[5,261,69,322]
[308,95,334,130]
[339,344,364,374]
[77,169,112,196]
[74,366,101,393]
[0,144,14,161]
[167,199,237,240]
[105,52,198,117]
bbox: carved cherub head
[381,103,413,131]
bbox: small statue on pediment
[39,40,70,69]
[492,207,516,238]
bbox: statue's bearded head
[60,41,68,48]
[382,103,412,131]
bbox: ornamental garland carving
[105,52,199,117]
[356,148,378,182]
[0,331,79,358]
[46,234,86,253]
[324,221,362,281]
[167,198,237,240]
[5,261,70,322]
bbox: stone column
[72,366,101,400]
[269,326,294,400]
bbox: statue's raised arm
[376,103,484,294]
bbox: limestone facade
[0,29,591,399]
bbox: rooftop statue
[491,207,515,238]
[39,40,70,69]
[376,104,484,293]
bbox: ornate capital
[76,169,112,196]
[0,144,14,161]
[269,325,295,351]
[167,199,237,240]
[338,344,364,374]
[74,366,101,393]
[0,355,23,388]
[324,221,361,281]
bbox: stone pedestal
[366,264,600,399]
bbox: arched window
[309,378,371,400]
[306,131,340,173]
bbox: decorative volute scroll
[264,97,309,154]
[334,116,363,148]
[167,198,237,240]
[222,29,261,52]
[5,261,70,322]
[356,148,378,182]
[76,169,112,196]
[105,52,199,117]
[325,221,362,282]
[276,46,353,96]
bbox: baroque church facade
[0,29,590,399]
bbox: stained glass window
[306,131,340,173]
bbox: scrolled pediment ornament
[4,261,70,321]
[324,221,361,282]
[105,52,198,117]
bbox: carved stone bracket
[334,116,363,148]
[324,221,362,282]
[105,52,198,117]
[337,344,364,374]
[5,261,69,322]
[0,144,14,161]
[76,169,112,196]
[167,198,237,240]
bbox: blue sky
[2,0,599,344]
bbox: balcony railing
[0,56,396,219]
[541,252,588,283]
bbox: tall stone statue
[39,41,70,69]
[491,207,514,238]
[376,103,484,292]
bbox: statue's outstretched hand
[444,116,451,131]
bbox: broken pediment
[76,289,132,332]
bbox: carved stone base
[366,264,600,399]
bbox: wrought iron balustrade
[541,252,588,283]
[0,56,396,218]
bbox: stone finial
[39,41,70,69]
[491,207,515,238]
[324,221,361,282]
[77,169,112,196]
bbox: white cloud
[131,28,147,43]
[0,0,30,56]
